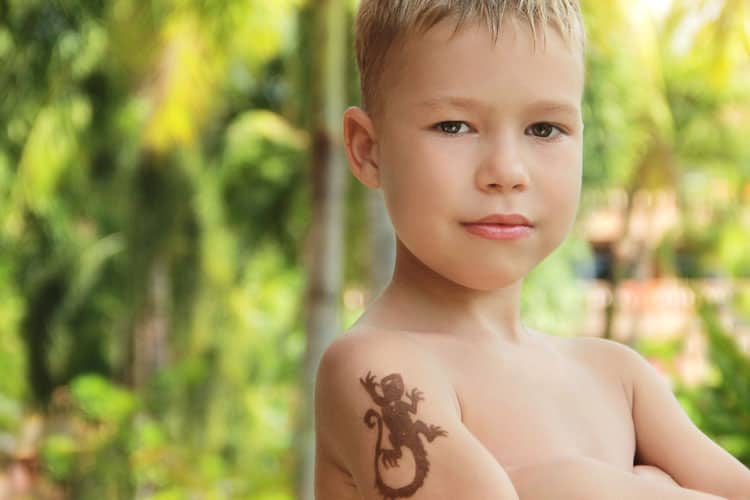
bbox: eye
[526,122,564,139]
[435,121,471,135]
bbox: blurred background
[1,0,749,498]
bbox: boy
[314,1,750,498]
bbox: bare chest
[447,339,636,471]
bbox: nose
[475,132,530,193]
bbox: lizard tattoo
[360,371,447,499]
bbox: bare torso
[316,328,636,499]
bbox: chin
[440,266,530,292]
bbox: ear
[343,106,380,189]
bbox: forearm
[508,456,728,500]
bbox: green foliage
[221,110,307,259]
[70,374,136,424]
[1,0,305,495]
[41,434,78,482]
[580,1,670,190]
[680,303,750,465]
[37,376,137,497]
[634,337,685,360]
[0,394,22,433]
[0,263,26,402]
[522,234,592,338]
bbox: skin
[634,464,680,485]
[316,13,750,500]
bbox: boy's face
[361,18,584,291]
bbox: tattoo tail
[364,409,430,499]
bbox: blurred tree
[579,0,750,339]
[2,0,307,496]
[295,0,350,498]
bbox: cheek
[380,135,468,213]
[536,150,582,222]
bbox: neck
[359,238,529,344]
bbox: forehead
[378,17,584,120]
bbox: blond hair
[355,0,585,115]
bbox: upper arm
[618,342,750,498]
[314,334,520,500]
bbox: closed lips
[463,213,533,226]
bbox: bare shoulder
[315,329,446,407]
[315,328,520,500]
[318,327,436,375]
[554,335,642,406]
[560,335,640,362]
[315,328,453,448]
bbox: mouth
[461,213,533,240]
[464,213,533,226]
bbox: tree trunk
[132,254,170,388]
[296,1,348,498]
[602,185,638,342]
[127,150,181,389]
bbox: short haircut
[355,0,586,116]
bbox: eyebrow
[416,96,580,117]
[416,96,488,110]
[525,100,581,117]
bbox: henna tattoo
[360,371,447,499]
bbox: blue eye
[435,121,470,135]
[526,122,563,138]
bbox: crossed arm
[614,339,750,499]
[516,339,750,500]
[507,457,731,499]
